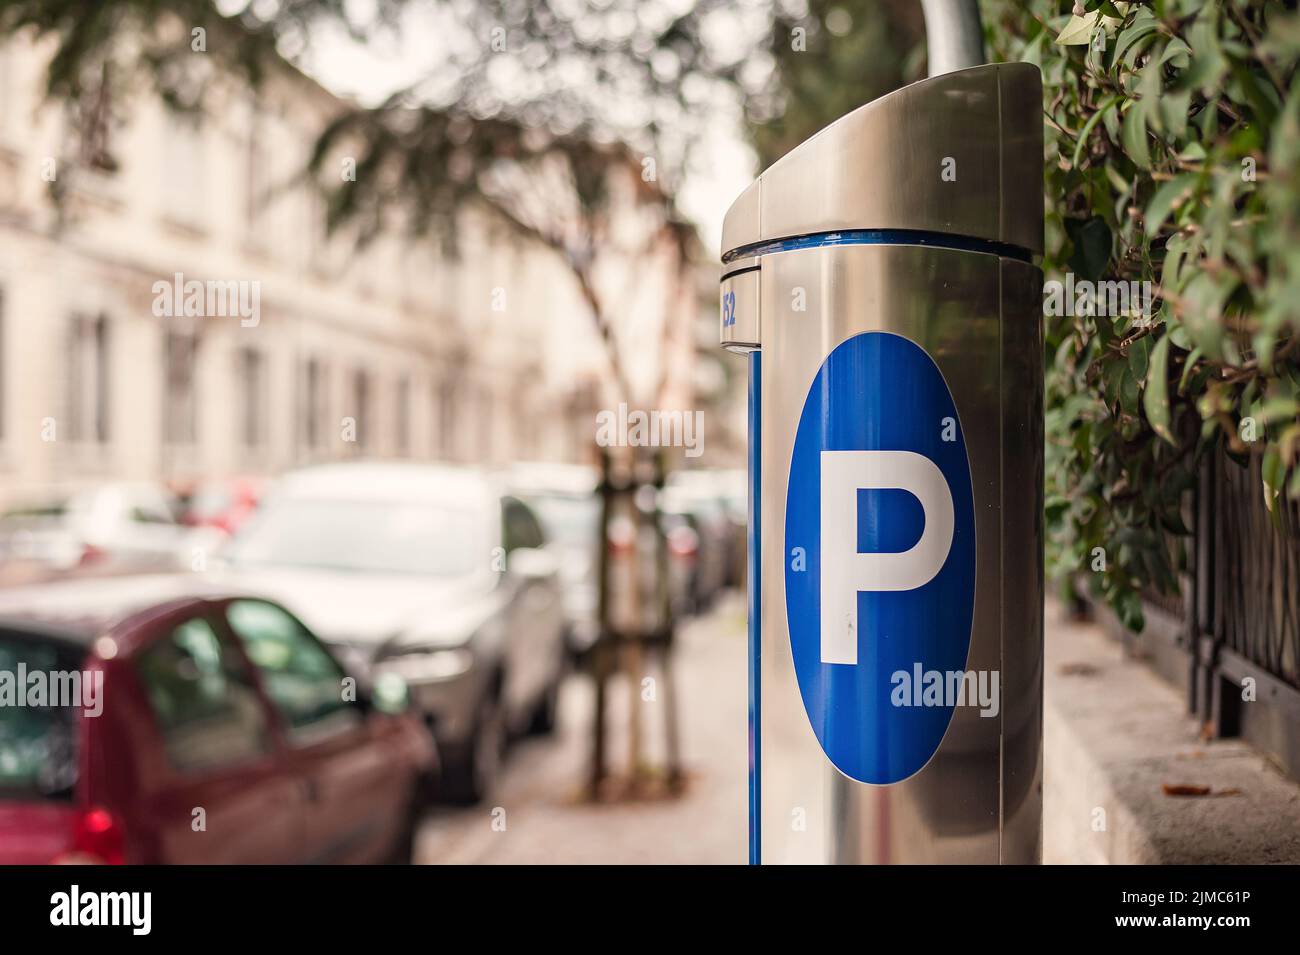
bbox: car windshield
[188,485,233,520]
[0,502,70,529]
[227,497,488,577]
[531,494,599,549]
[0,632,80,801]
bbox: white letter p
[819,450,954,665]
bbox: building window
[163,112,206,229]
[162,330,198,446]
[0,288,5,444]
[245,107,268,236]
[0,42,13,143]
[298,357,326,453]
[236,347,265,452]
[0,289,5,444]
[306,185,327,269]
[394,375,410,457]
[66,313,109,444]
[437,378,457,460]
[514,385,535,459]
[350,369,370,454]
[478,385,494,461]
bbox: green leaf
[1262,447,1286,499]
[1066,217,1114,281]
[1180,273,1228,359]
[1183,12,1228,95]
[1178,347,1203,394]
[1161,236,1188,290]
[1258,397,1300,425]
[1117,588,1146,633]
[1159,38,1192,68]
[1137,59,1164,134]
[1120,367,1140,416]
[1159,88,1193,140]
[1057,13,1102,46]
[1128,334,1151,379]
[1144,173,1198,238]
[1072,96,1121,170]
[1144,334,1173,443]
[1113,11,1161,66]
[1122,102,1151,169]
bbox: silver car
[218,462,567,803]
[0,483,195,586]
[506,462,601,657]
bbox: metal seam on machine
[722,229,1034,267]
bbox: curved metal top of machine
[720,62,1043,261]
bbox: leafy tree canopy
[986,0,1300,628]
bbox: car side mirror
[369,671,411,715]
[338,653,408,715]
[507,546,557,581]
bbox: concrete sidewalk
[414,594,748,864]
[1044,603,1300,864]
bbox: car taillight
[606,518,636,556]
[668,527,699,559]
[57,807,125,864]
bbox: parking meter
[722,63,1044,864]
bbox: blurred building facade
[0,29,709,504]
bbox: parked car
[0,575,434,864]
[217,462,568,803]
[660,473,733,612]
[711,469,748,588]
[0,483,194,586]
[668,469,747,592]
[507,462,601,657]
[180,476,264,537]
[659,507,705,616]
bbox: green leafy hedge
[983,0,1300,629]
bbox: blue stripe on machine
[748,349,761,866]
[722,228,1033,266]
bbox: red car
[0,576,436,864]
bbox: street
[415,595,748,865]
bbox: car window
[188,485,232,520]
[227,497,488,576]
[130,505,174,525]
[0,632,81,800]
[503,497,545,552]
[127,490,176,525]
[529,493,599,549]
[135,616,272,774]
[224,600,360,745]
[0,502,68,522]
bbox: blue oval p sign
[784,331,976,784]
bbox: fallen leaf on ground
[1162,783,1212,796]
[1059,661,1100,676]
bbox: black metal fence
[1108,445,1300,781]
[1206,450,1300,690]
[1190,447,1300,779]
